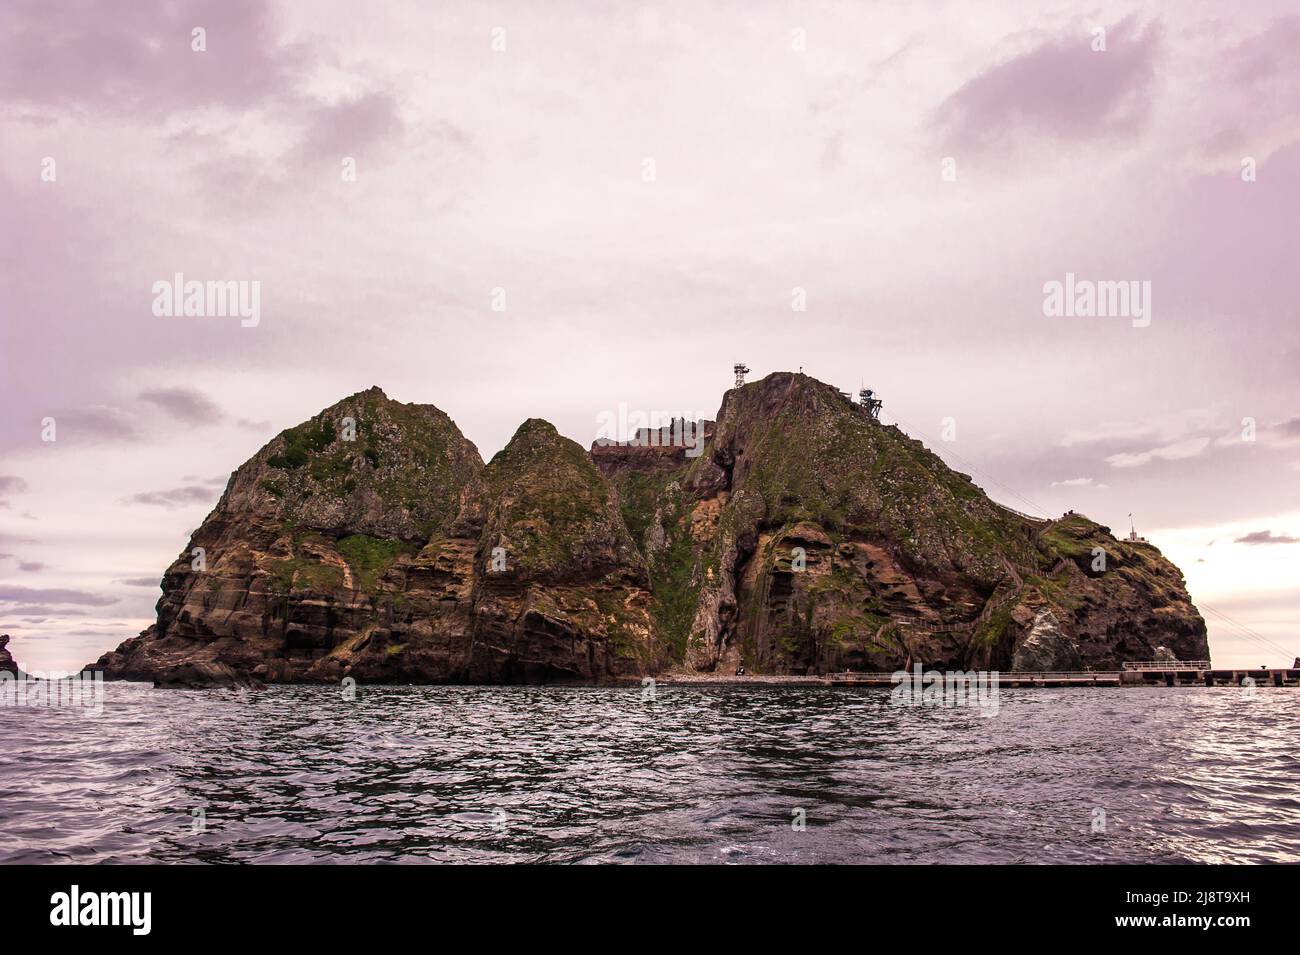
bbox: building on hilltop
[1127,514,1148,543]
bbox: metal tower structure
[733,363,750,388]
[859,387,882,420]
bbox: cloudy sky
[2,0,1298,672]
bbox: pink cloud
[293,91,405,163]
[934,16,1160,152]
[0,0,303,114]
[1106,437,1212,469]
[1226,15,1300,86]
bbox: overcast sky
[2,0,1298,672]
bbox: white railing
[1121,660,1211,671]
[994,502,1050,524]
[893,616,975,633]
[1000,672,1121,679]
[829,671,1121,681]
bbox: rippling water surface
[1,683,1297,863]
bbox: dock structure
[828,671,1122,687]
[1112,660,1300,687]
[826,665,1300,688]
[1202,668,1300,687]
[1119,659,1207,686]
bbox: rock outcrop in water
[0,634,21,675]
[90,373,1209,685]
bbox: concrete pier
[826,668,1300,688]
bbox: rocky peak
[690,370,1038,586]
[227,388,484,542]
[480,418,644,584]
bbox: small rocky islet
[88,372,1208,687]
[0,634,22,676]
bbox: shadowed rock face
[89,374,1208,686]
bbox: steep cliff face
[608,373,1208,675]
[91,373,1208,685]
[92,396,655,686]
[92,387,485,686]
[1011,513,1209,669]
[456,418,655,681]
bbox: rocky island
[0,634,22,676]
[89,372,1208,686]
